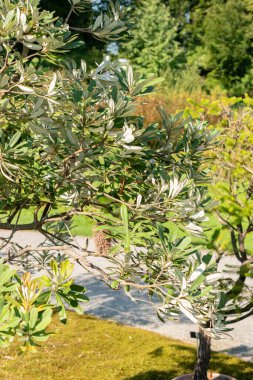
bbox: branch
[3,242,112,288]
[0,222,37,230]
[230,230,242,262]
[0,208,87,230]
[225,273,246,299]
[0,50,9,74]
[223,301,253,316]
[7,206,20,224]
[40,203,52,221]
[70,27,93,34]
[216,211,236,231]
[225,309,253,325]
[3,245,71,263]
[244,256,253,265]
[65,5,75,24]
[38,228,81,251]
[0,208,23,249]
[241,165,253,175]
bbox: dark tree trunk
[193,327,211,380]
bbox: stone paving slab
[1,230,252,362]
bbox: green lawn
[0,312,252,380]
[2,207,95,237]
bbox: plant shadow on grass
[124,344,253,380]
[0,313,252,380]
[75,275,253,380]
[125,370,176,380]
[149,346,164,358]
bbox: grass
[0,312,252,380]
[2,207,95,237]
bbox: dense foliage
[200,0,253,93]
[186,96,253,325]
[0,0,227,354]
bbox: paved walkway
[1,230,253,362]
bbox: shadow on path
[219,344,253,361]
[75,272,192,328]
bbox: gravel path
[1,230,253,362]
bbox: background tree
[119,0,253,95]
[190,0,253,94]
[121,0,182,77]
[164,0,211,52]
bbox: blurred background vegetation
[39,0,253,123]
[42,0,253,96]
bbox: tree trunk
[193,326,211,380]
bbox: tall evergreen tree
[200,0,253,93]
[166,0,210,48]
[121,0,182,76]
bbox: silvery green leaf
[29,123,49,135]
[159,178,168,193]
[46,97,59,105]
[136,194,142,207]
[185,222,203,237]
[17,85,35,93]
[48,73,57,95]
[16,7,21,24]
[176,236,191,251]
[127,65,134,88]
[190,210,208,222]
[3,9,15,28]
[32,97,44,113]
[189,263,206,282]
[178,299,198,324]
[206,273,222,283]
[93,57,111,76]
[0,74,9,88]
[80,60,87,73]
[168,177,188,199]
[181,277,187,291]
[108,98,115,114]
[9,132,21,148]
[22,42,42,50]
[96,72,115,82]
[20,12,26,31]
[122,144,142,151]
[92,14,103,31]
[66,128,79,145]
[22,34,36,42]
[30,108,44,119]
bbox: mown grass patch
[0,312,252,380]
[1,207,94,237]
